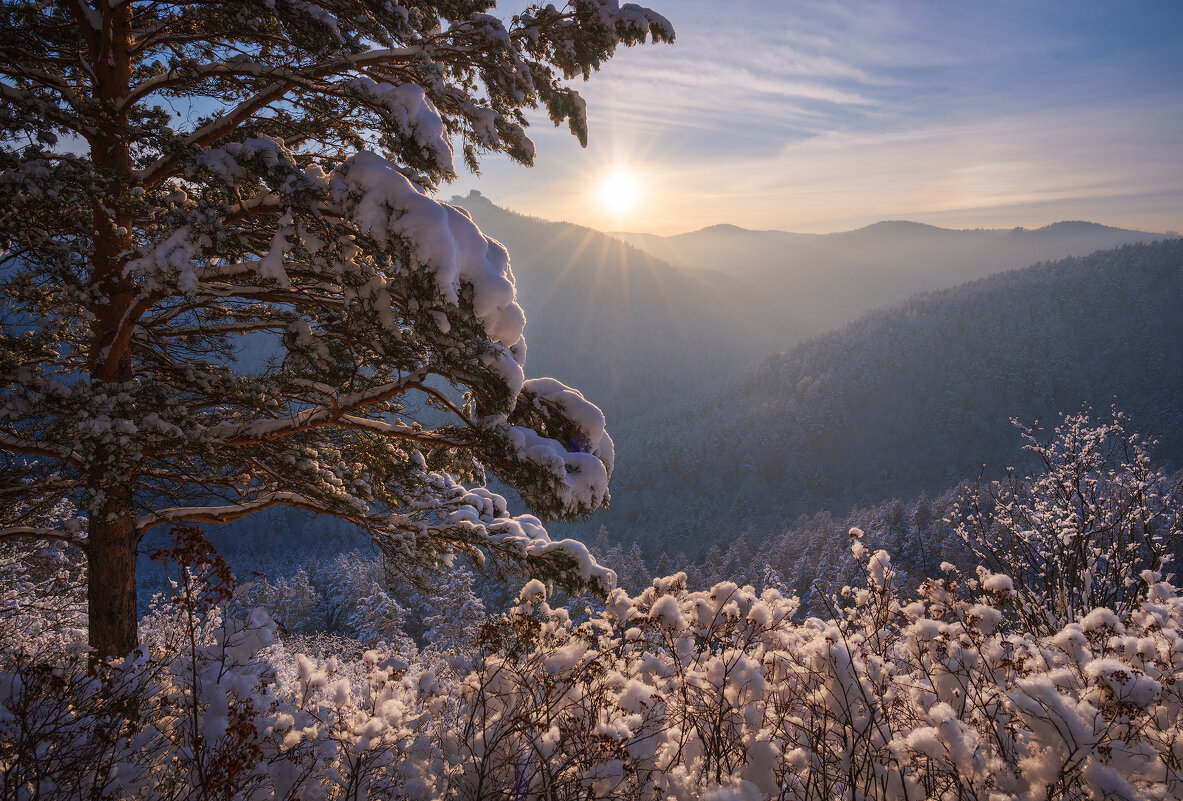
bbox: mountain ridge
[606,213,1168,341]
[447,191,776,421]
[612,217,1162,241]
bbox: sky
[449,0,1183,235]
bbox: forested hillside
[576,239,1183,555]
[453,193,1167,430]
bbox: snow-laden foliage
[0,539,87,664]
[0,0,672,658]
[417,566,487,657]
[239,548,486,654]
[629,408,1183,623]
[952,409,1182,635]
[244,549,415,648]
[444,547,1182,801]
[4,520,1183,800]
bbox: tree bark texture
[85,2,140,661]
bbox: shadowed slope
[583,239,1183,554]
[452,192,789,420]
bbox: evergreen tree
[618,541,651,591]
[0,0,672,659]
[654,549,676,578]
[420,564,485,655]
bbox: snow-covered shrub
[0,527,436,800]
[952,409,1182,635]
[240,550,486,658]
[243,550,414,651]
[0,539,87,664]
[4,521,1183,799]
[439,530,1183,800]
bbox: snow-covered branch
[137,491,345,533]
[0,432,83,466]
[339,415,471,448]
[205,369,429,446]
[62,0,101,39]
[151,320,290,338]
[0,526,86,548]
[98,294,160,381]
[133,44,420,189]
[0,81,95,136]
[137,80,291,188]
[120,62,316,111]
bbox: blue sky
[450,0,1183,234]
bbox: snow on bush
[952,409,1182,636]
[4,522,1183,800]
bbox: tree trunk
[85,1,139,663]
[88,485,140,661]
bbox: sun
[597,170,642,217]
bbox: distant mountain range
[614,219,1167,340]
[455,192,1169,424]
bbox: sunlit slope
[589,239,1183,552]
[451,192,790,419]
[617,220,1165,340]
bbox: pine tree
[618,542,651,591]
[421,564,485,655]
[0,0,672,660]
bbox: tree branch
[137,491,356,533]
[0,82,95,136]
[204,368,429,446]
[153,320,290,337]
[133,46,421,188]
[135,79,292,188]
[340,414,472,448]
[0,432,83,466]
[0,527,88,550]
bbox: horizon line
[449,192,1175,240]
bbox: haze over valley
[194,195,1182,583]
[446,198,1182,562]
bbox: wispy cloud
[456,0,1183,234]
